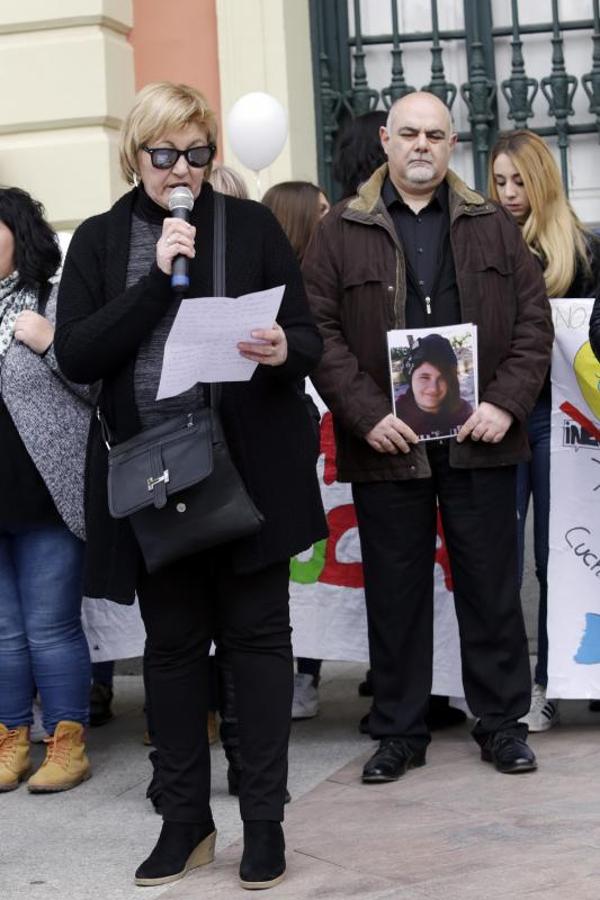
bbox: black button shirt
[382,177,461,328]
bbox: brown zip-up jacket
[302,164,553,482]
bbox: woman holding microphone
[55,82,326,891]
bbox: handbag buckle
[147,469,170,491]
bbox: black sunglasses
[141,143,216,170]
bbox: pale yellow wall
[0,0,134,229]
[215,0,318,198]
[0,0,318,226]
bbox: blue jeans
[516,394,550,688]
[0,523,91,732]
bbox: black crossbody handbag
[101,192,264,573]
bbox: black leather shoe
[134,820,216,886]
[481,734,537,774]
[362,738,426,783]
[239,821,285,890]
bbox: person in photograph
[303,91,553,784]
[55,81,327,891]
[490,130,600,729]
[394,333,473,439]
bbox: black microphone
[168,186,195,293]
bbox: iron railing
[310,0,600,199]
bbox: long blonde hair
[489,130,589,297]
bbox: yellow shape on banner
[573,341,600,421]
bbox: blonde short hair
[120,82,218,185]
[209,164,249,200]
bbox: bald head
[380,91,457,204]
[385,91,454,136]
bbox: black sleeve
[54,216,172,384]
[255,206,323,383]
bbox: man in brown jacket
[303,92,553,781]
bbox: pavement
[3,663,600,900]
[4,522,597,900]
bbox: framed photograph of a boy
[387,323,478,442]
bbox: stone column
[0,0,135,231]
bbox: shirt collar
[383,176,448,214]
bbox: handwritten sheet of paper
[156,285,285,399]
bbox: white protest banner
[289,384,464,697]
[548,298,600,698]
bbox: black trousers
[137,552,292,823]
[352,442,530,749]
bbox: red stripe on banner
[321,504,364,588]
[560,401,600,443]
[320,412,338,485]
[435,510,454,592]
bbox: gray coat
[1,285,94,539]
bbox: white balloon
[227,92,288,172]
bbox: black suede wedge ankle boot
[134,820,216,886]
[239,821,285,890]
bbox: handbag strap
[97,406,113,450]
[210,191,226,410]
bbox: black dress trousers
[352,441,531,748]
[137,550,292,824]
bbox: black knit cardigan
[55,183,328,603]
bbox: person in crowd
[332,111,465,730]
[394,334,473,440]
[489,130,600,730]
[210,162,250,200]
[263,180,330,721]
[263,181,330,263]
[55,82,326,891]
[333,110,388,199]
[0,187,92,793]
[303,92,553,783]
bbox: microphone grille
[168,186,194,212]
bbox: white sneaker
[30,697,48,743]
[520,683,559,732]
[291,673,319,720]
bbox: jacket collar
[343,163,495,227]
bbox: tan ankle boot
[0,724,31,791]
[28,720,91,793]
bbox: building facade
[1,0,598,236]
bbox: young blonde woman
[489,130,600,731]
